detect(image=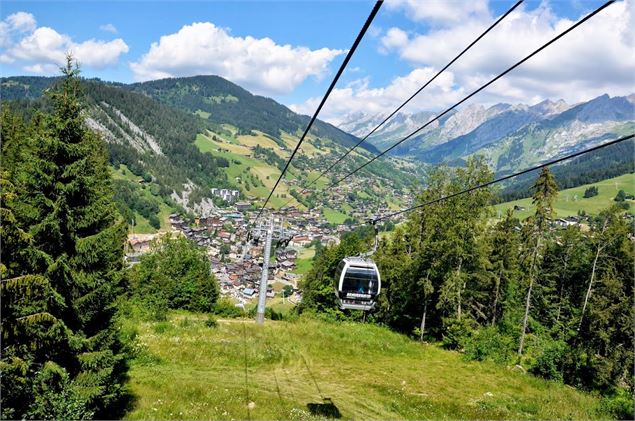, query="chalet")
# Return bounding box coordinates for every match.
[553,218,578,228]
[290,235,311,247]
[236,202,252,211]
[279,260,295,270]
